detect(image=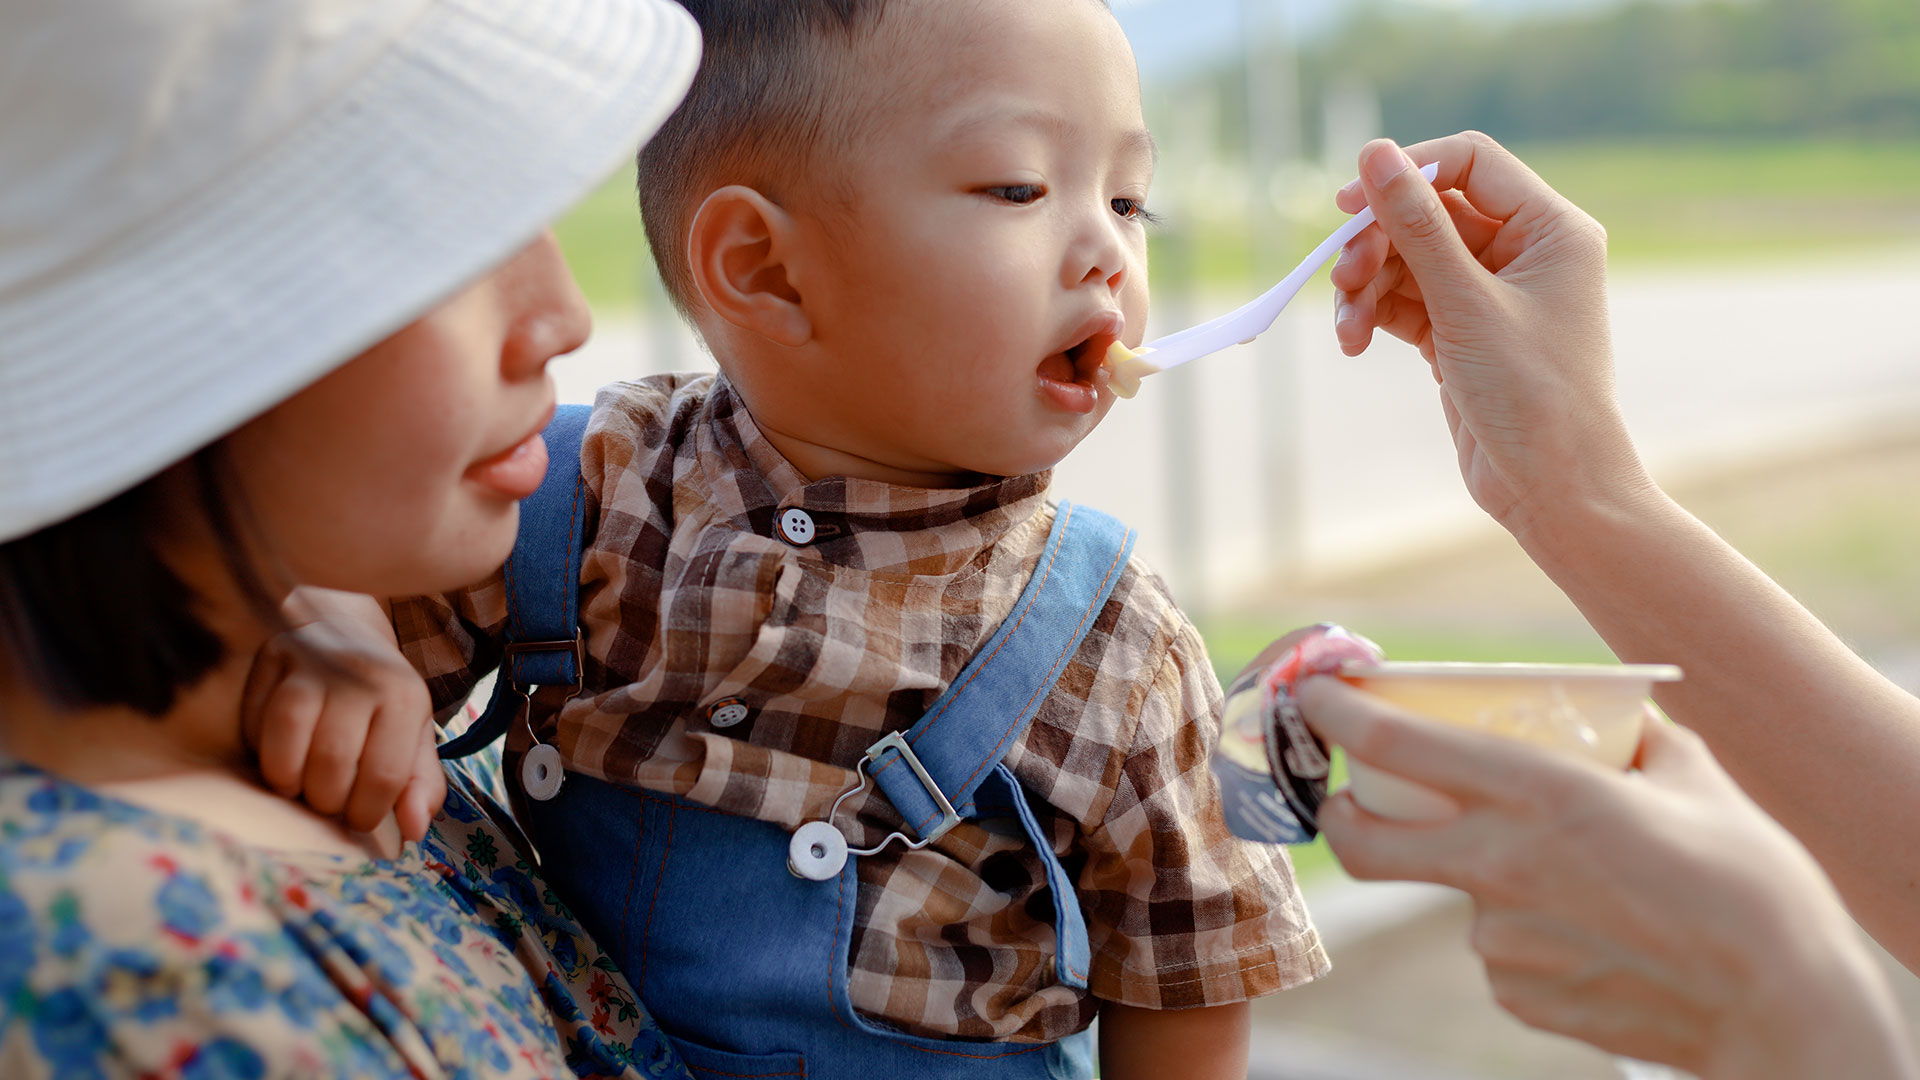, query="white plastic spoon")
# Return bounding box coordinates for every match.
[1105,161,1442,397]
